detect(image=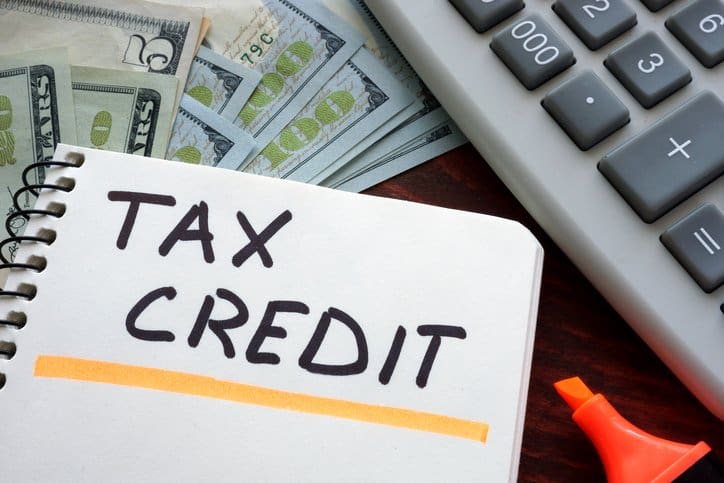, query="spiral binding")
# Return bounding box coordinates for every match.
[0,152,84,390]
